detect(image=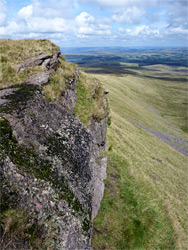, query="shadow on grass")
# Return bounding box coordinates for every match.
[83,67,187,82]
